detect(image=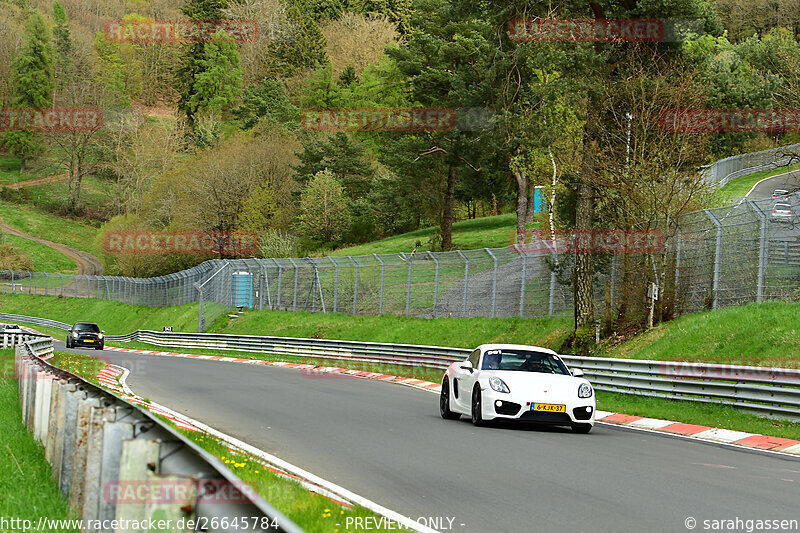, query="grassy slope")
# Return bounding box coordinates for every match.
[3,234,77,272]
[0,155,62,186]
[331,212,538,256]
[600,301,800,367]
[0,202,99,254]
[0,351,77,531]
